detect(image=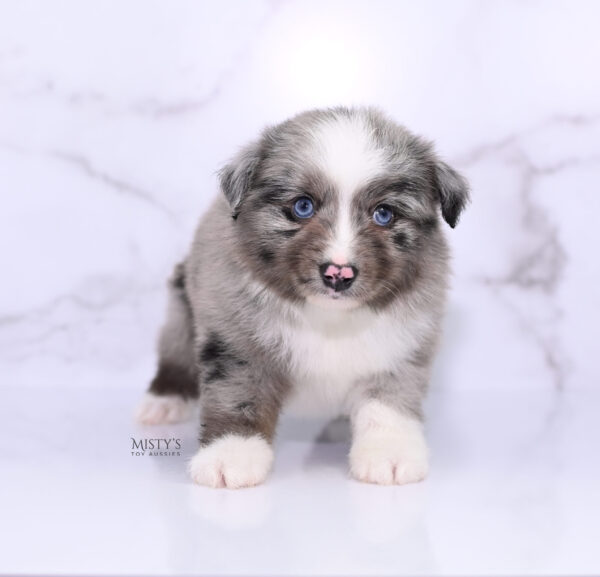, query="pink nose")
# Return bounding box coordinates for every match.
[319,263,358,292]
[325,264,355,279]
